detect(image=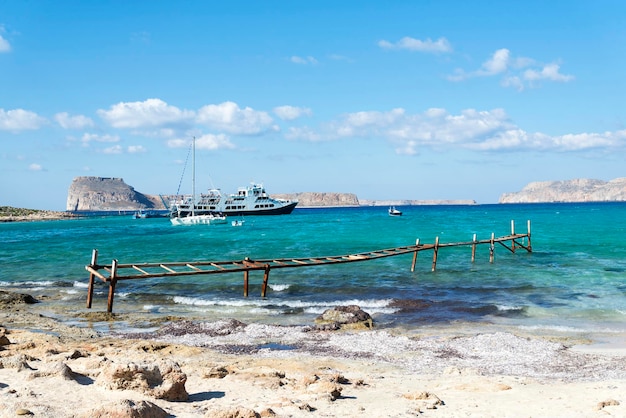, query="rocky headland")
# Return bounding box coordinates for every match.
[66,177,168,211]
[499,178,626,203]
